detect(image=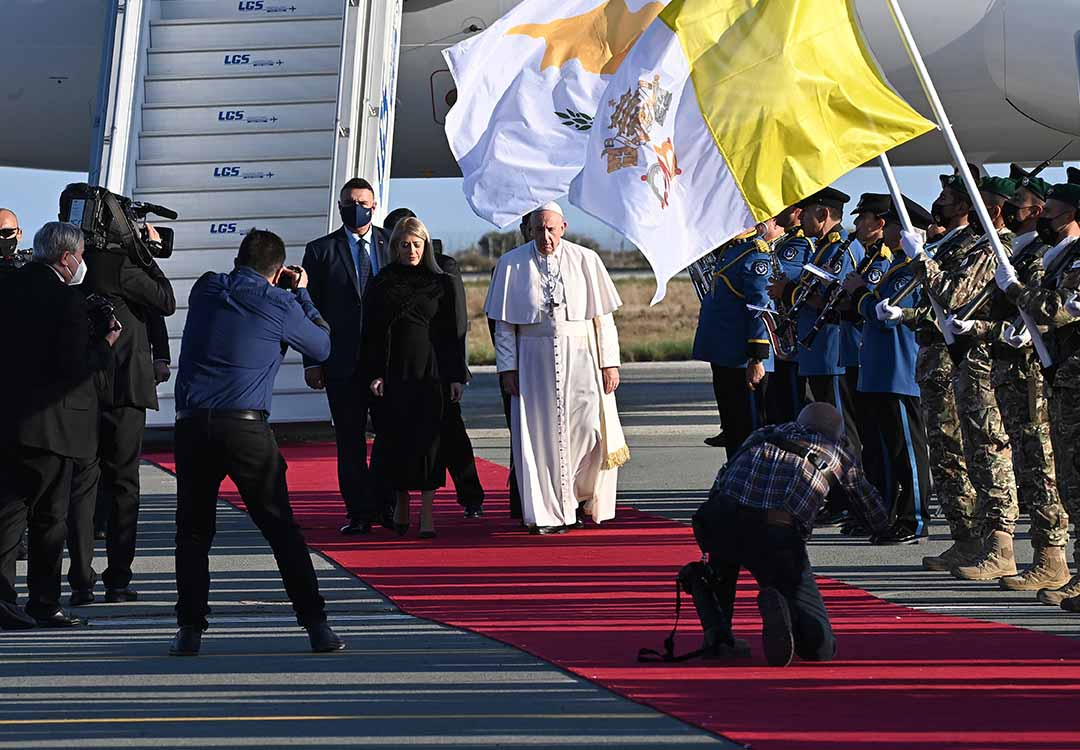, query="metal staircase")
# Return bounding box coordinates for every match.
[89,0,403,427]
